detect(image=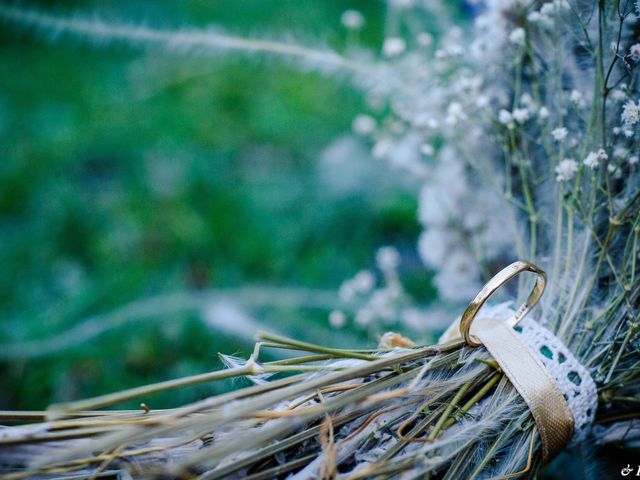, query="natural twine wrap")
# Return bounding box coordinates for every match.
[440,261,597,463]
